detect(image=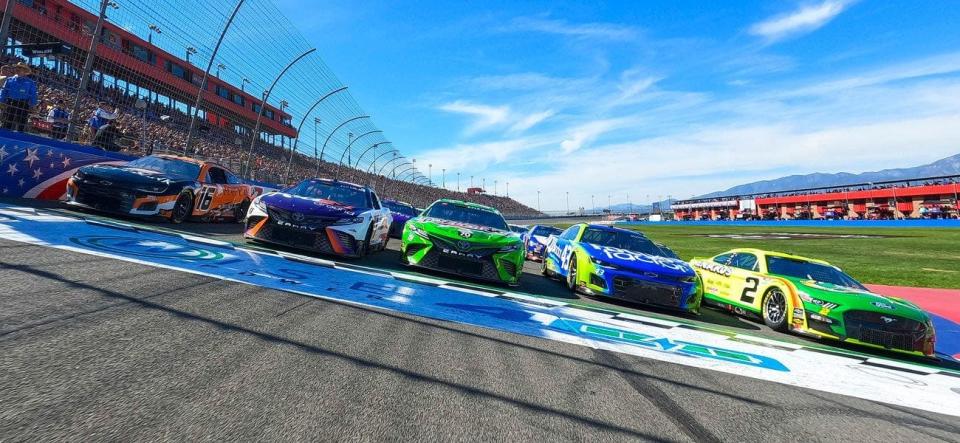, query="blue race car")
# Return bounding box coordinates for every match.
[244,178,393,257]
[382,199,420,238]
[522,225,563,261]
[541,223,702,313]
